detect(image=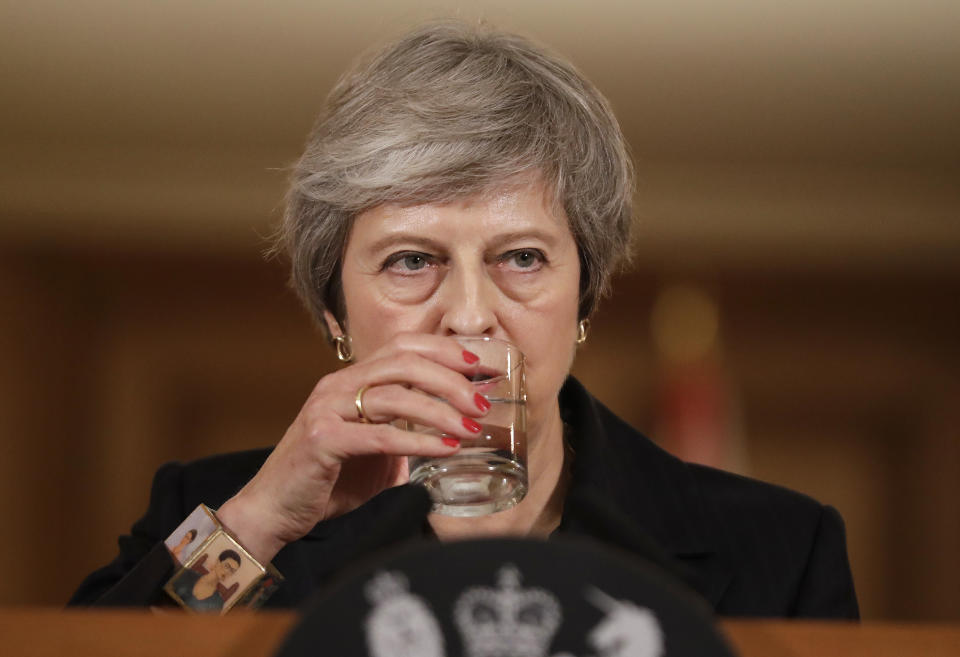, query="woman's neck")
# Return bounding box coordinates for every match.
[428,402,569,540]
[192,570,220,600]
